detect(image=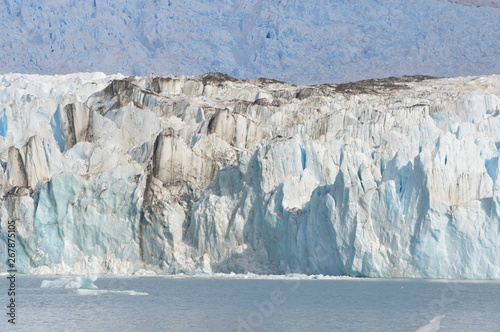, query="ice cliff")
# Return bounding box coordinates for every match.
[0,72,499,279]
